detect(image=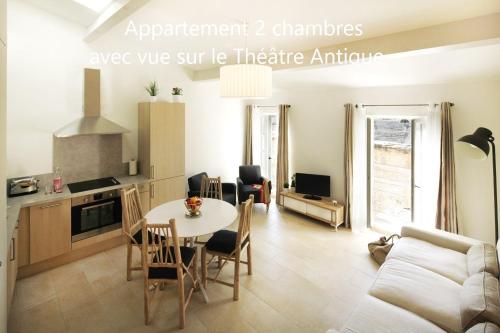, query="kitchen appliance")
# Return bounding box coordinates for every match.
[8,177,39,197]
[67,177,120,193]
[68,177,122,242]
